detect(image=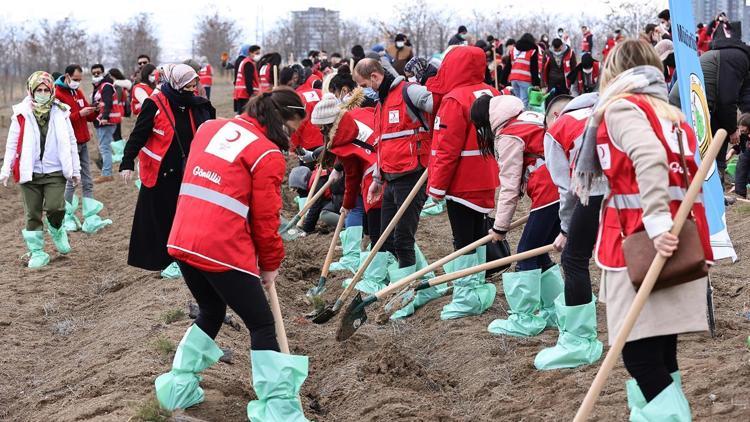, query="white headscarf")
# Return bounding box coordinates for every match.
[160,63,198,90]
